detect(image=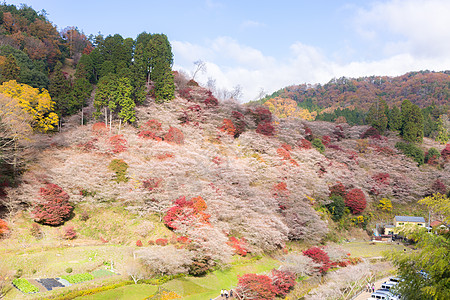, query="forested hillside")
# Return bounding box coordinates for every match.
[264,71,450,111]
